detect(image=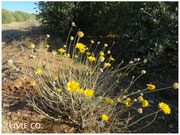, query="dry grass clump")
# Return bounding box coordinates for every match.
[25,22,178,132]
